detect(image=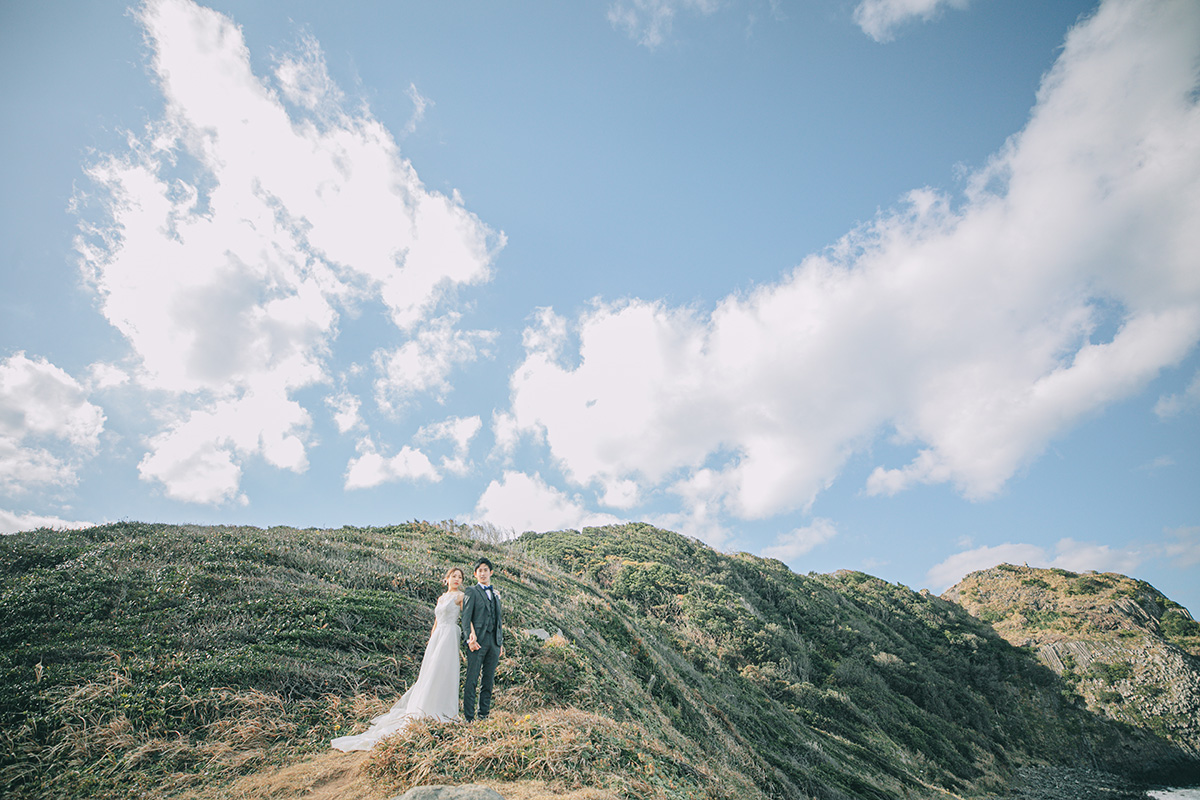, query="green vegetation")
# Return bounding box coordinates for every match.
[1161,609,1200,640]
[1089,662,1133,685]
[1067,576,1108,596]
[2,521,1197,800]
[1022,609,1062,629]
